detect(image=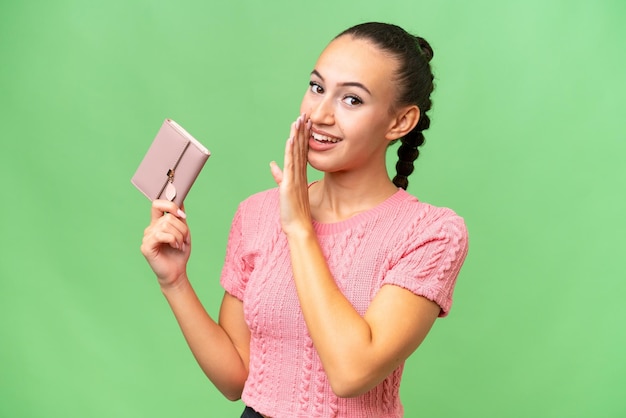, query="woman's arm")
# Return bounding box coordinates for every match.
[141,200,250,400]
[286,228,440,397]
[271,116,441,397]
[161,283,250,401]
